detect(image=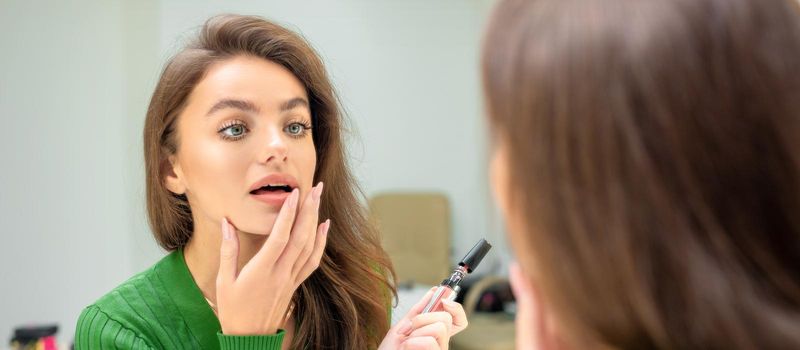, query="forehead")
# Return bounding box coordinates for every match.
[189,55,308,109]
